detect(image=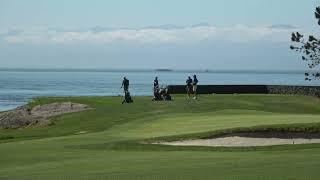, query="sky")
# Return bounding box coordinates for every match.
[0,0,319,70]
